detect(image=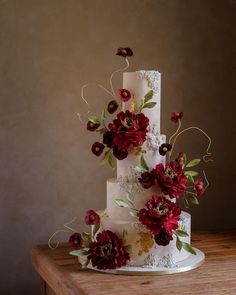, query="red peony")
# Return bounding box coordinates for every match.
[108,111,149,158]
[139,196,181,237]
[113,145,128,160]
[88,230,130,269]
[91,142,105,156]
[85,210,100,225]
[194,179,205,196]
[103,130,115,148]
[155,161,188,199]
[154,229,173,246]
[159,143,172,156]
[119,89,132,102]
[87,121,100,131]
[69,232,83,249]
[107,100,119,114]
[138,170,156,189]
[171,112,183,123]
[116,47,133,57]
